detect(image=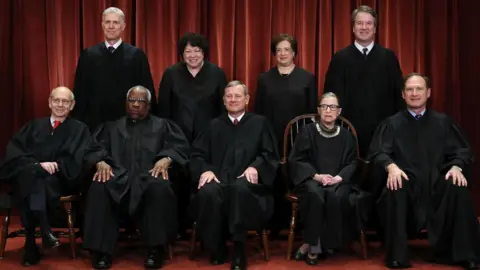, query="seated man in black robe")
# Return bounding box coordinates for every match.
[369,73,480,269]
[82,86,190,269]
[0,86,92,266]
[288,92,370,265]
[189,80,279,270]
